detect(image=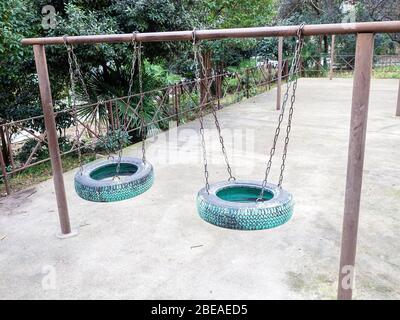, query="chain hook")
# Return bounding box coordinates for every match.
[297,23,305,39]
[192,27,197,45]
